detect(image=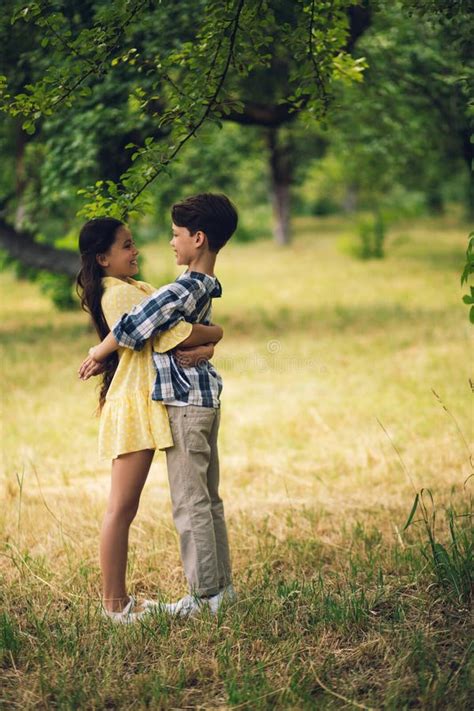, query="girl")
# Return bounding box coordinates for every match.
[77,217,222,623]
